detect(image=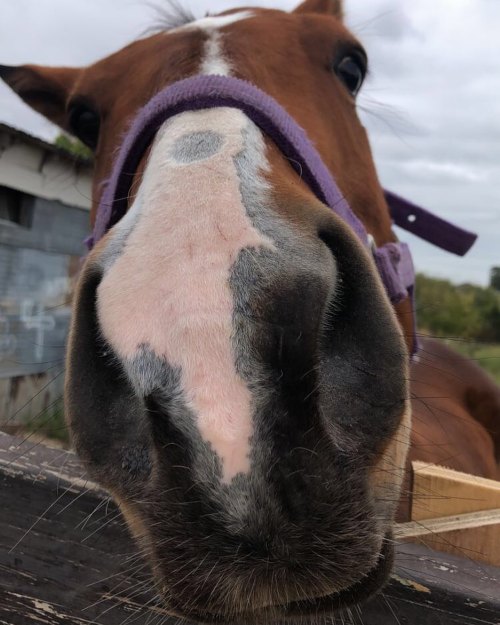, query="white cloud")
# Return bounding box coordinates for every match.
[399,160,488,183]
[0,0,498,285]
